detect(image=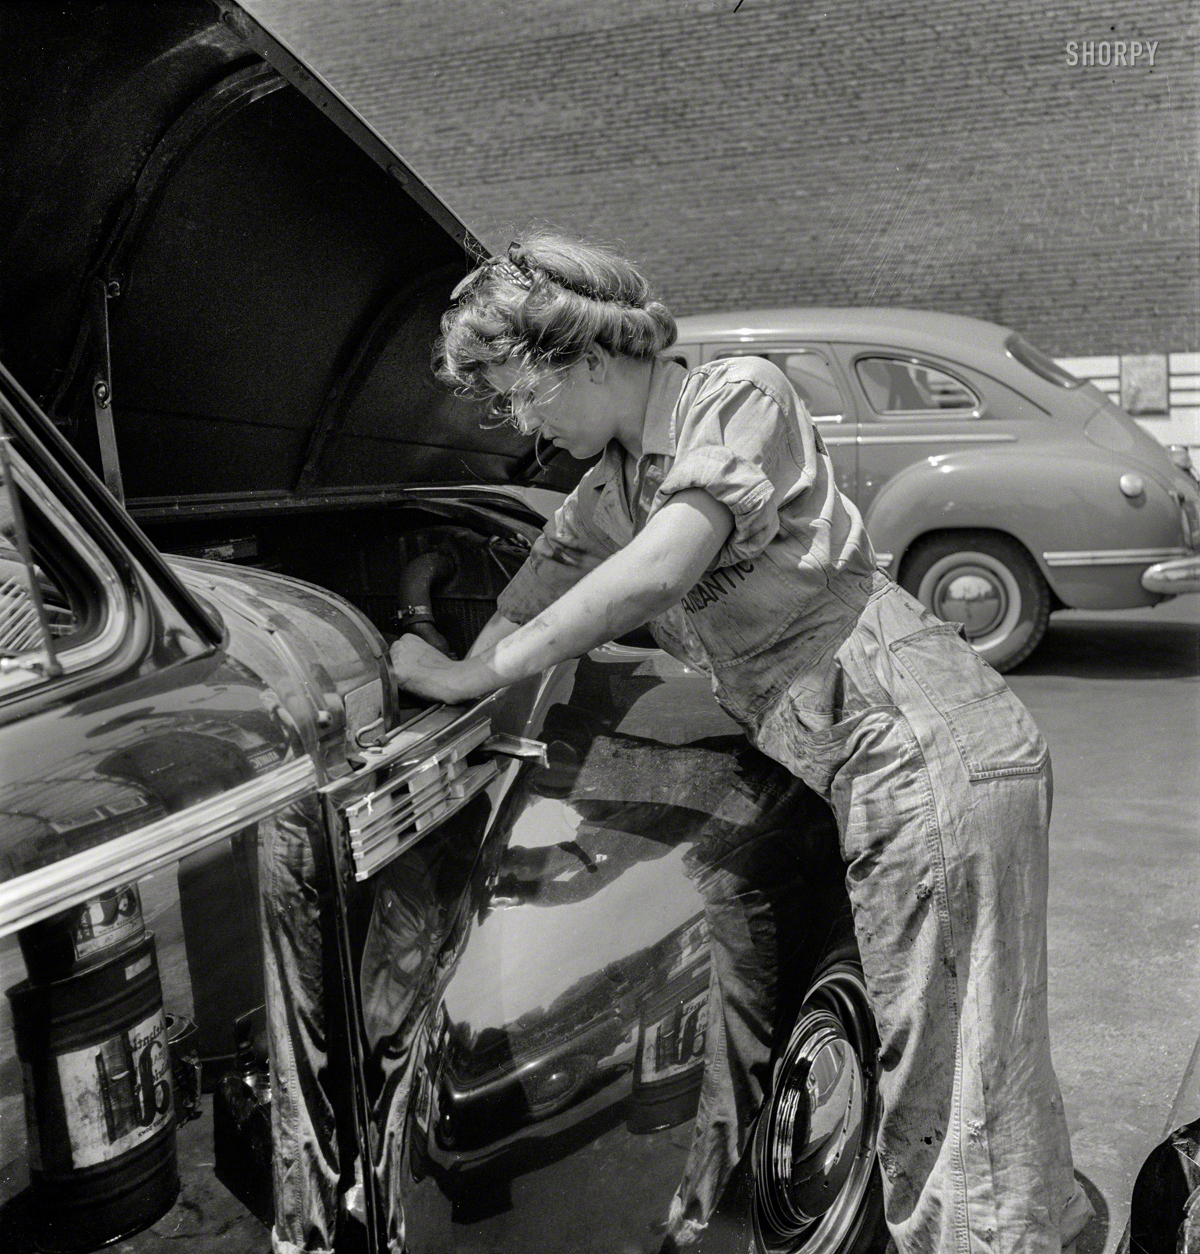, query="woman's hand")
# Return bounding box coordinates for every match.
[389,634,492,704]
